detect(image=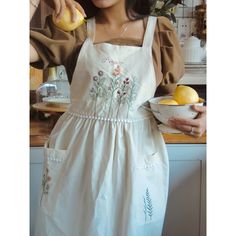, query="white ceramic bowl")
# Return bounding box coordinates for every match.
[149,96,204,126]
